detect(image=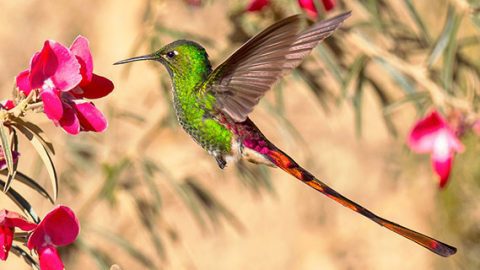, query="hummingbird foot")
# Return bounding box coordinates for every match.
[215,156,227,169]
